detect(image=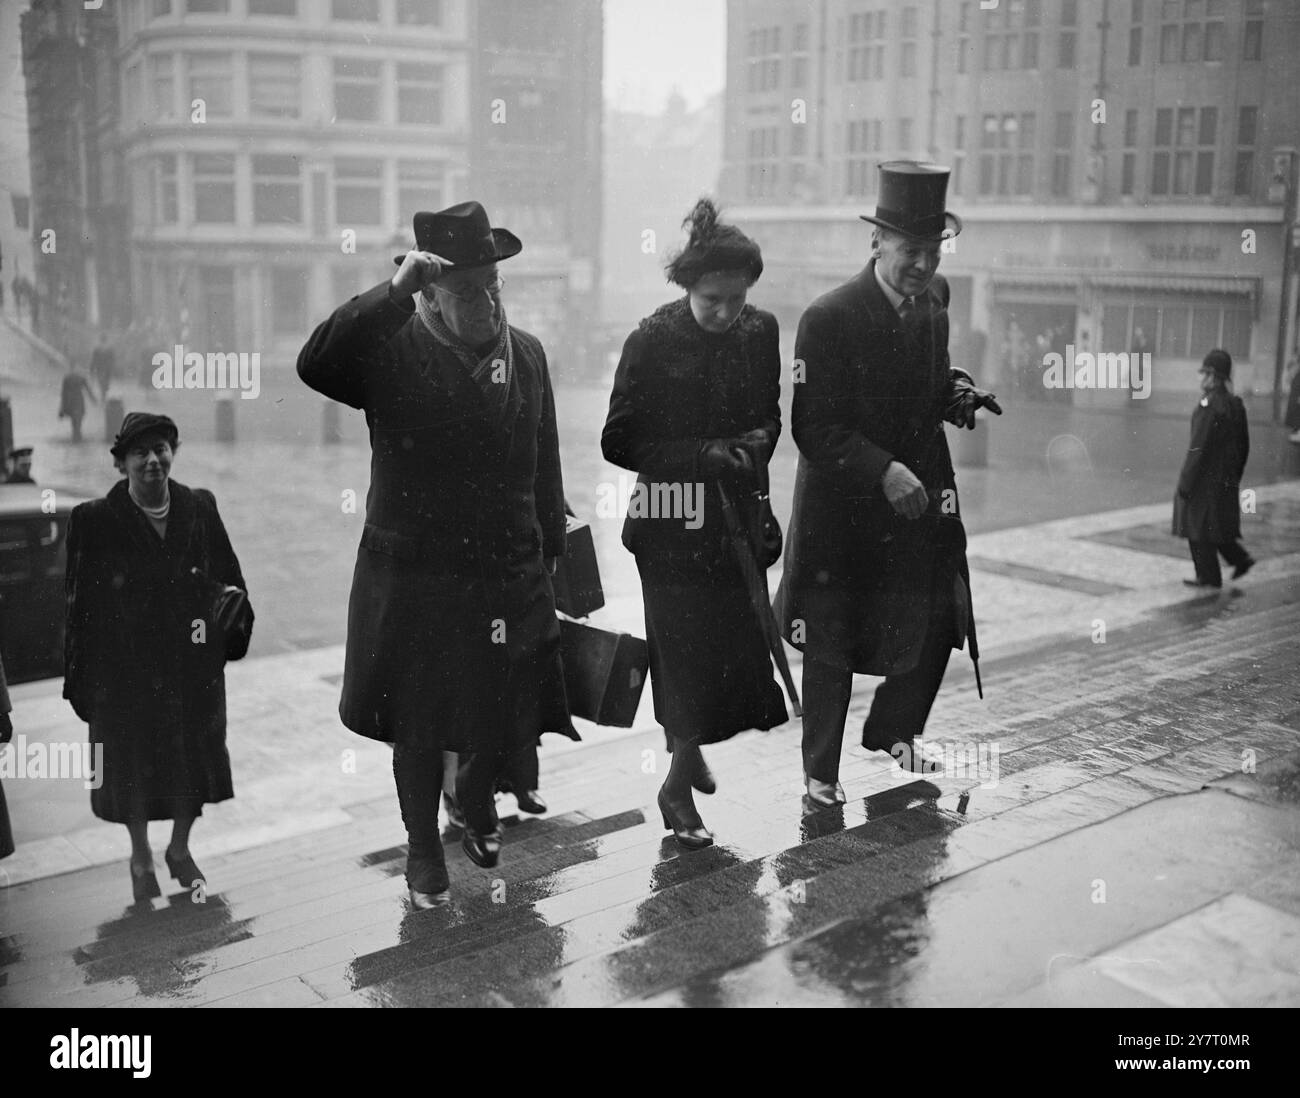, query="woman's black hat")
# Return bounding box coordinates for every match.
[391,201,522,268]
[111,412,179,459]
[860,161,963,242]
